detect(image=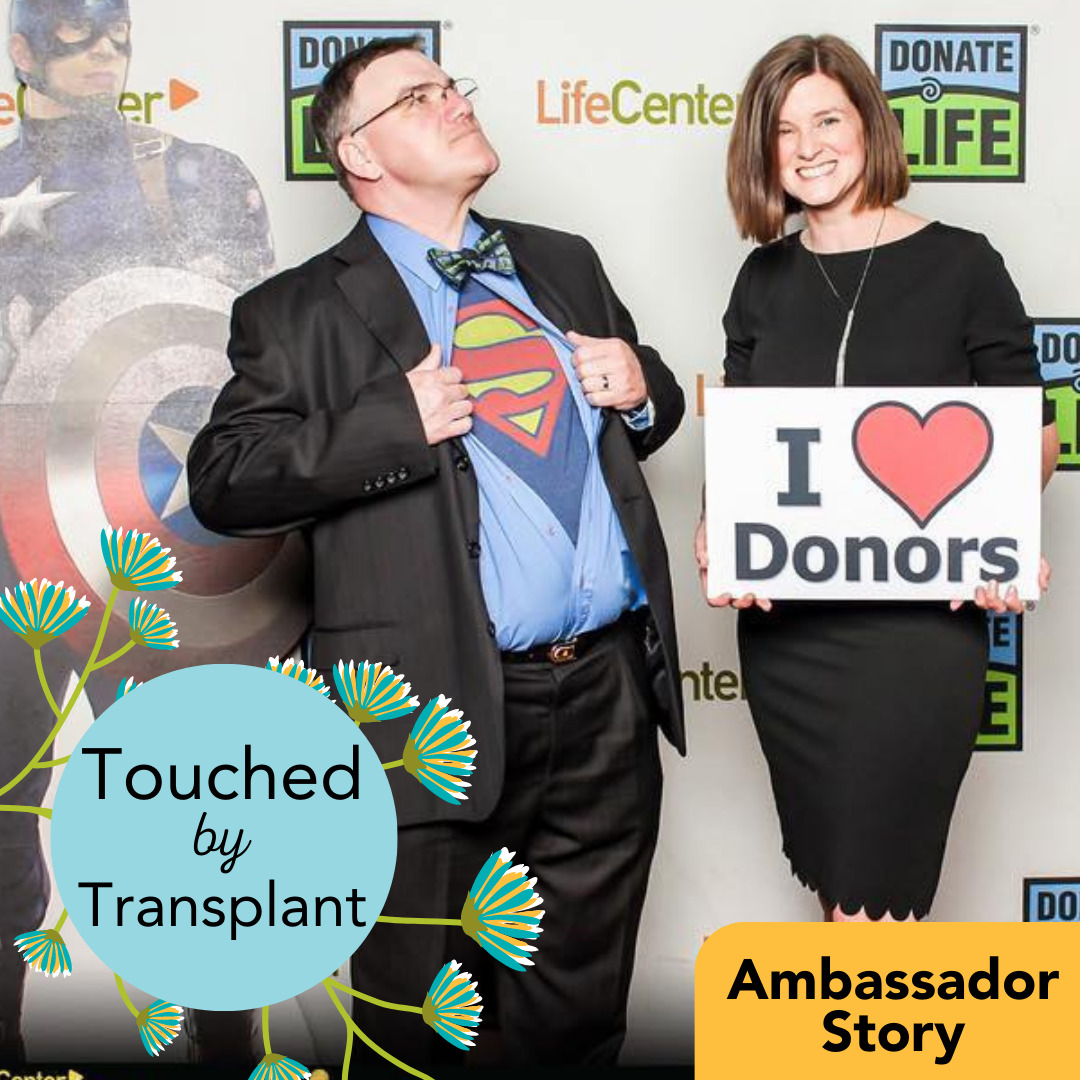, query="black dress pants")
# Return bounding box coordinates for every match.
[349,617,663,1069]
